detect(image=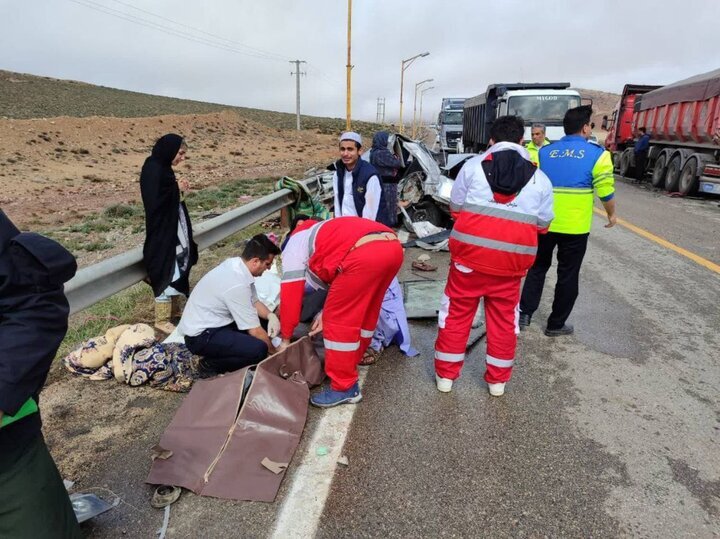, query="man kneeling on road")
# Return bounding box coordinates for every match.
[179,234,281,373]
[277,216,403,408]
[434,115,554,397]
